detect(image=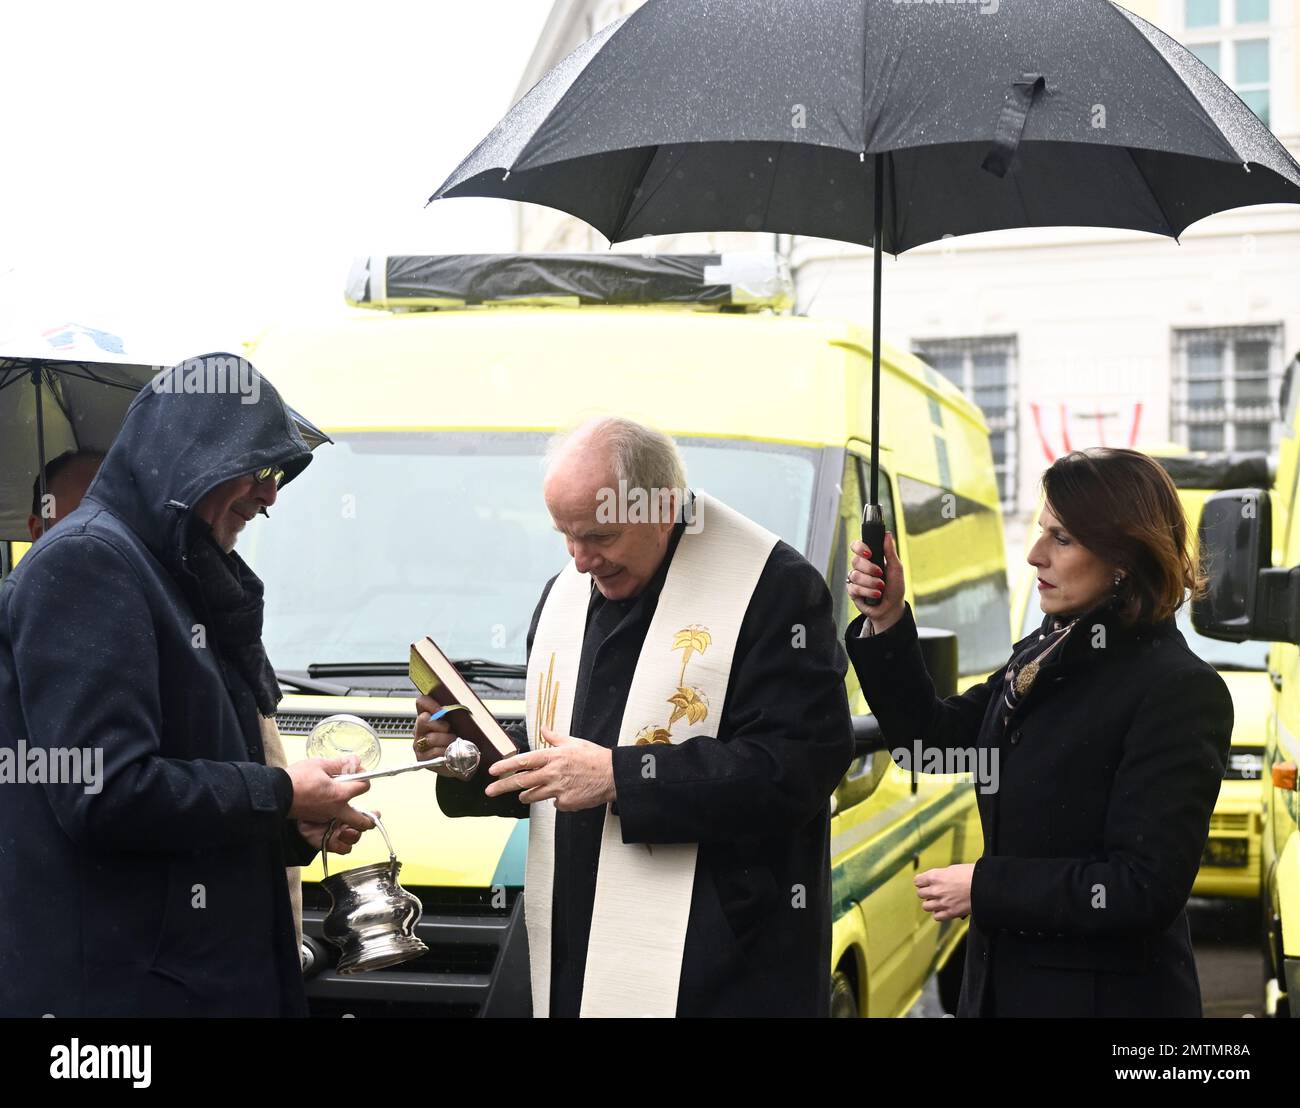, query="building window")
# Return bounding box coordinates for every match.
[912,336,1018,513]
[1182,0,1271,124]
[1172,324,1285,452]
[590,0,634,34]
